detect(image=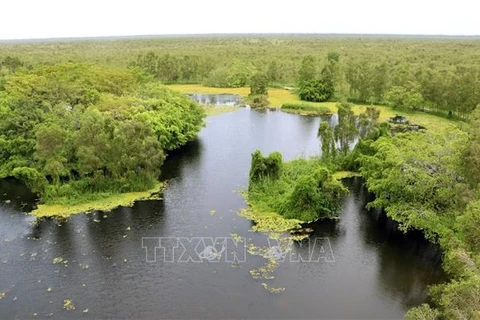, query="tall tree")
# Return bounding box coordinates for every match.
[334,102,358,153]
[318,122,336,159]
